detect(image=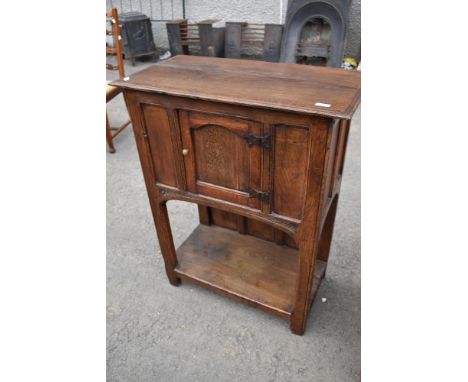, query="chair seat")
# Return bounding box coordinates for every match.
[106,81,121,102]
